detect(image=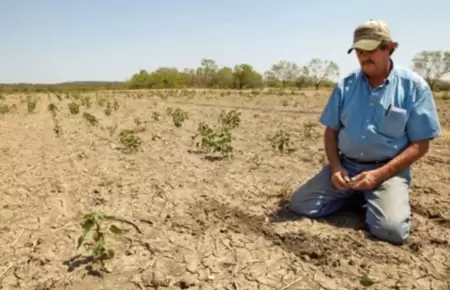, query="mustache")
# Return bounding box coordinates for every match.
[362,60,375,65]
